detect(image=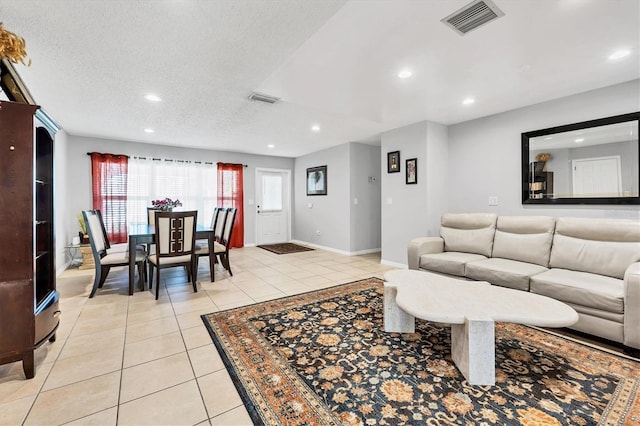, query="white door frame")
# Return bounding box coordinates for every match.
[571,155,622,196]
[255,167,292,245]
